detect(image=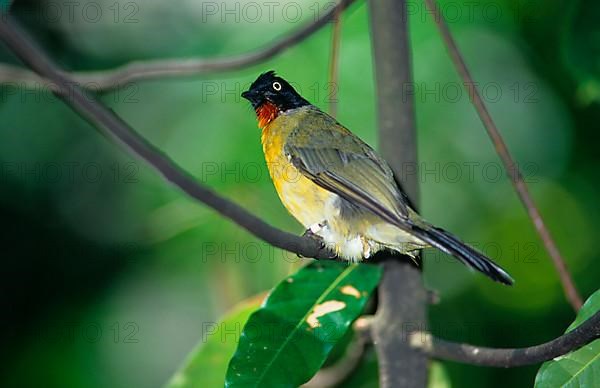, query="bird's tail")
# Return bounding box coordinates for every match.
[408,223,514,285]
